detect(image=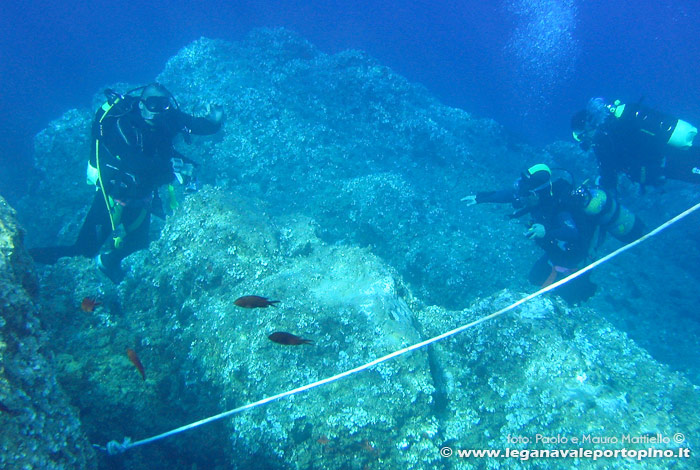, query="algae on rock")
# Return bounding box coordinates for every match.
[0,196,96,469]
